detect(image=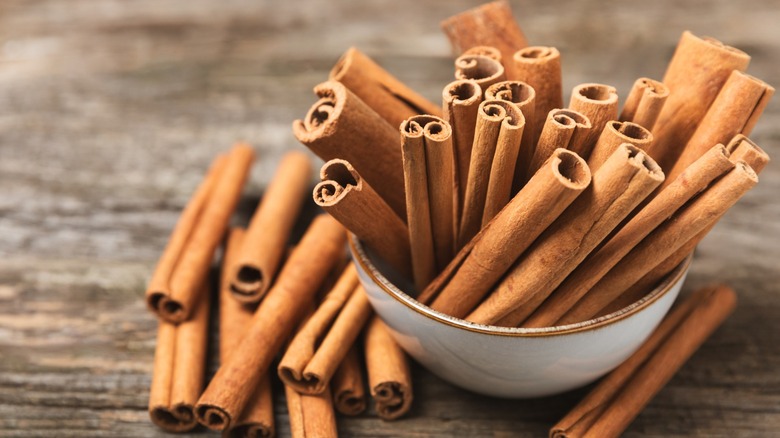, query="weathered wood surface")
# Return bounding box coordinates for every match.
[1,0,778,436]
